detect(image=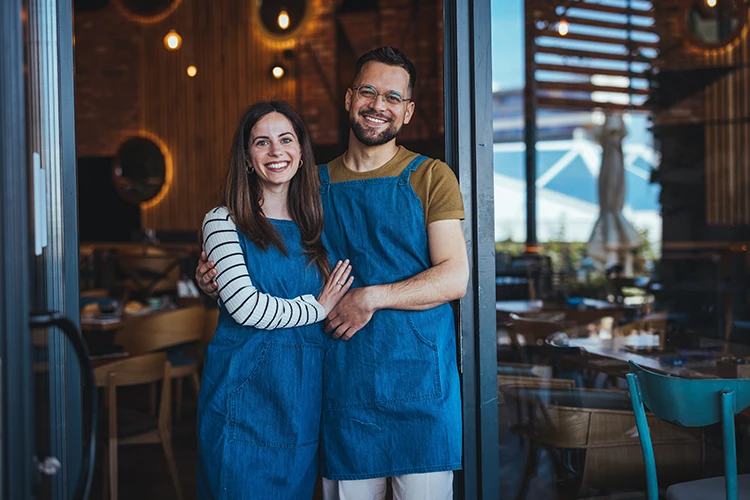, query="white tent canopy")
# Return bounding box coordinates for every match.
[493,132,661,248]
